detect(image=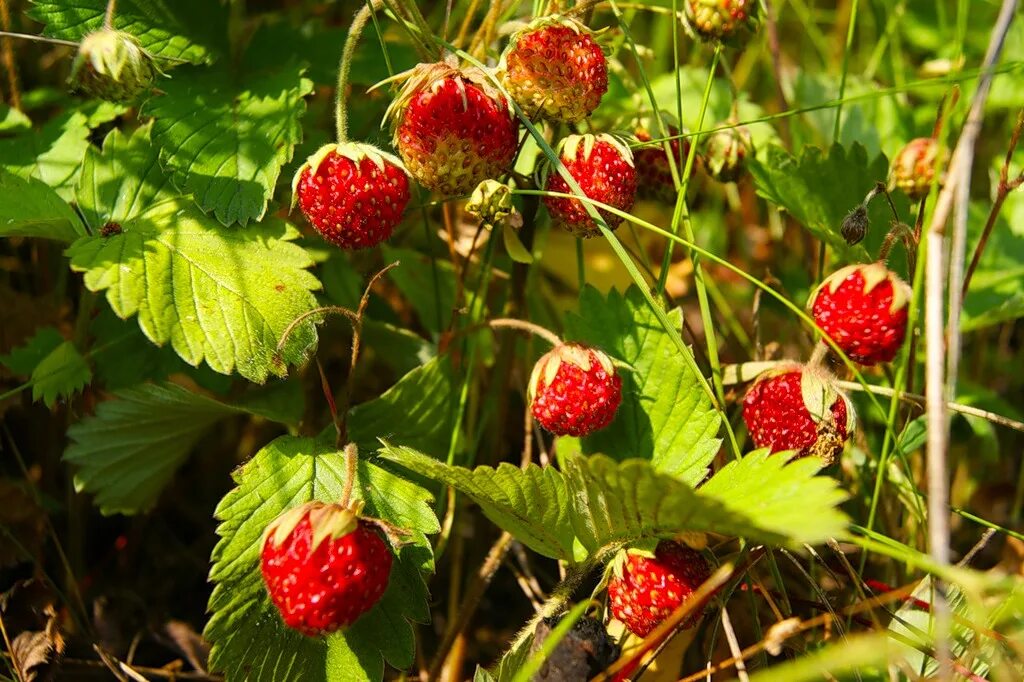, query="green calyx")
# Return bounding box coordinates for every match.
[68,29,156,103]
